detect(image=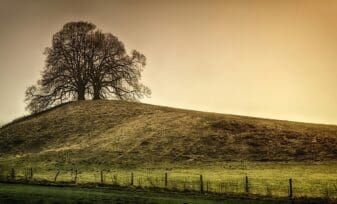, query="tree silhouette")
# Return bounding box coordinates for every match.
[25,21,150,113]
[86,30,150,100]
